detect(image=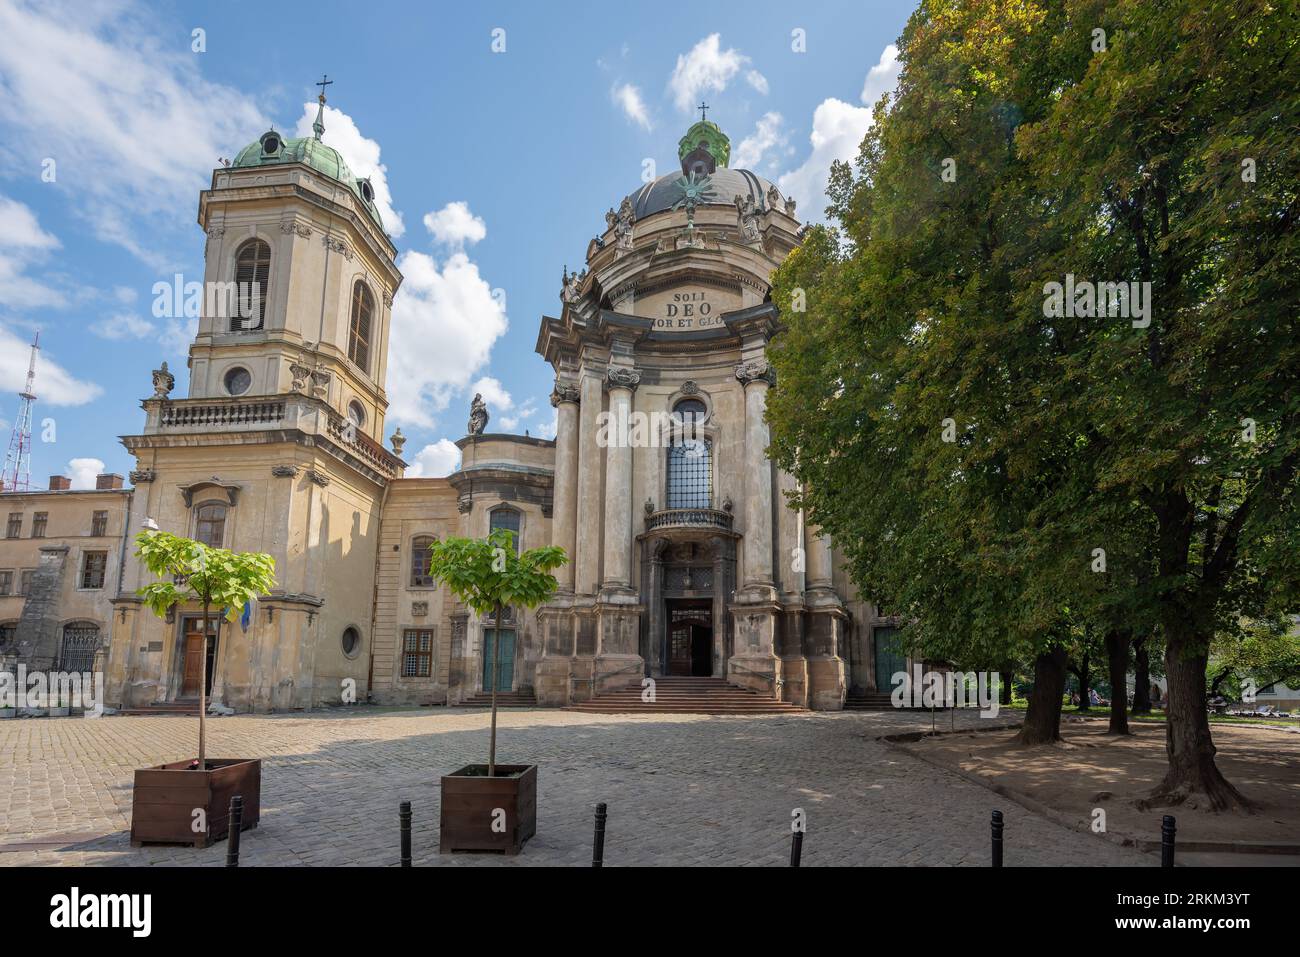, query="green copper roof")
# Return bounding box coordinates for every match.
[230,127,384,231]
[677,119,730,171]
